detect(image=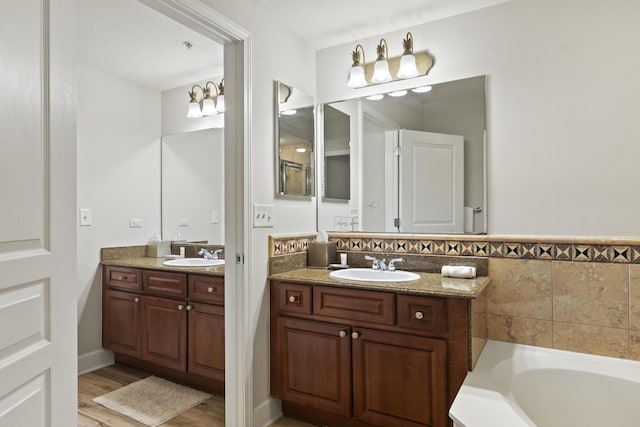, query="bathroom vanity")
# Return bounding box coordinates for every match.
[101,256,225,394]
[269,268,489,427]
